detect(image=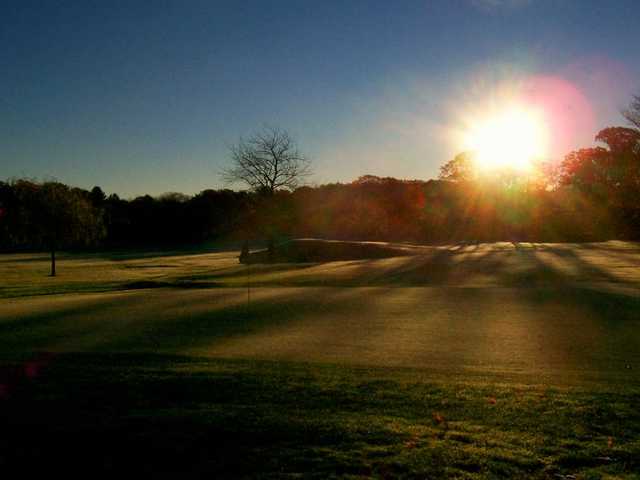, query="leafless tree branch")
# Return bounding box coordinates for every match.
[223,126,312,194]
[622,94,640,130]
